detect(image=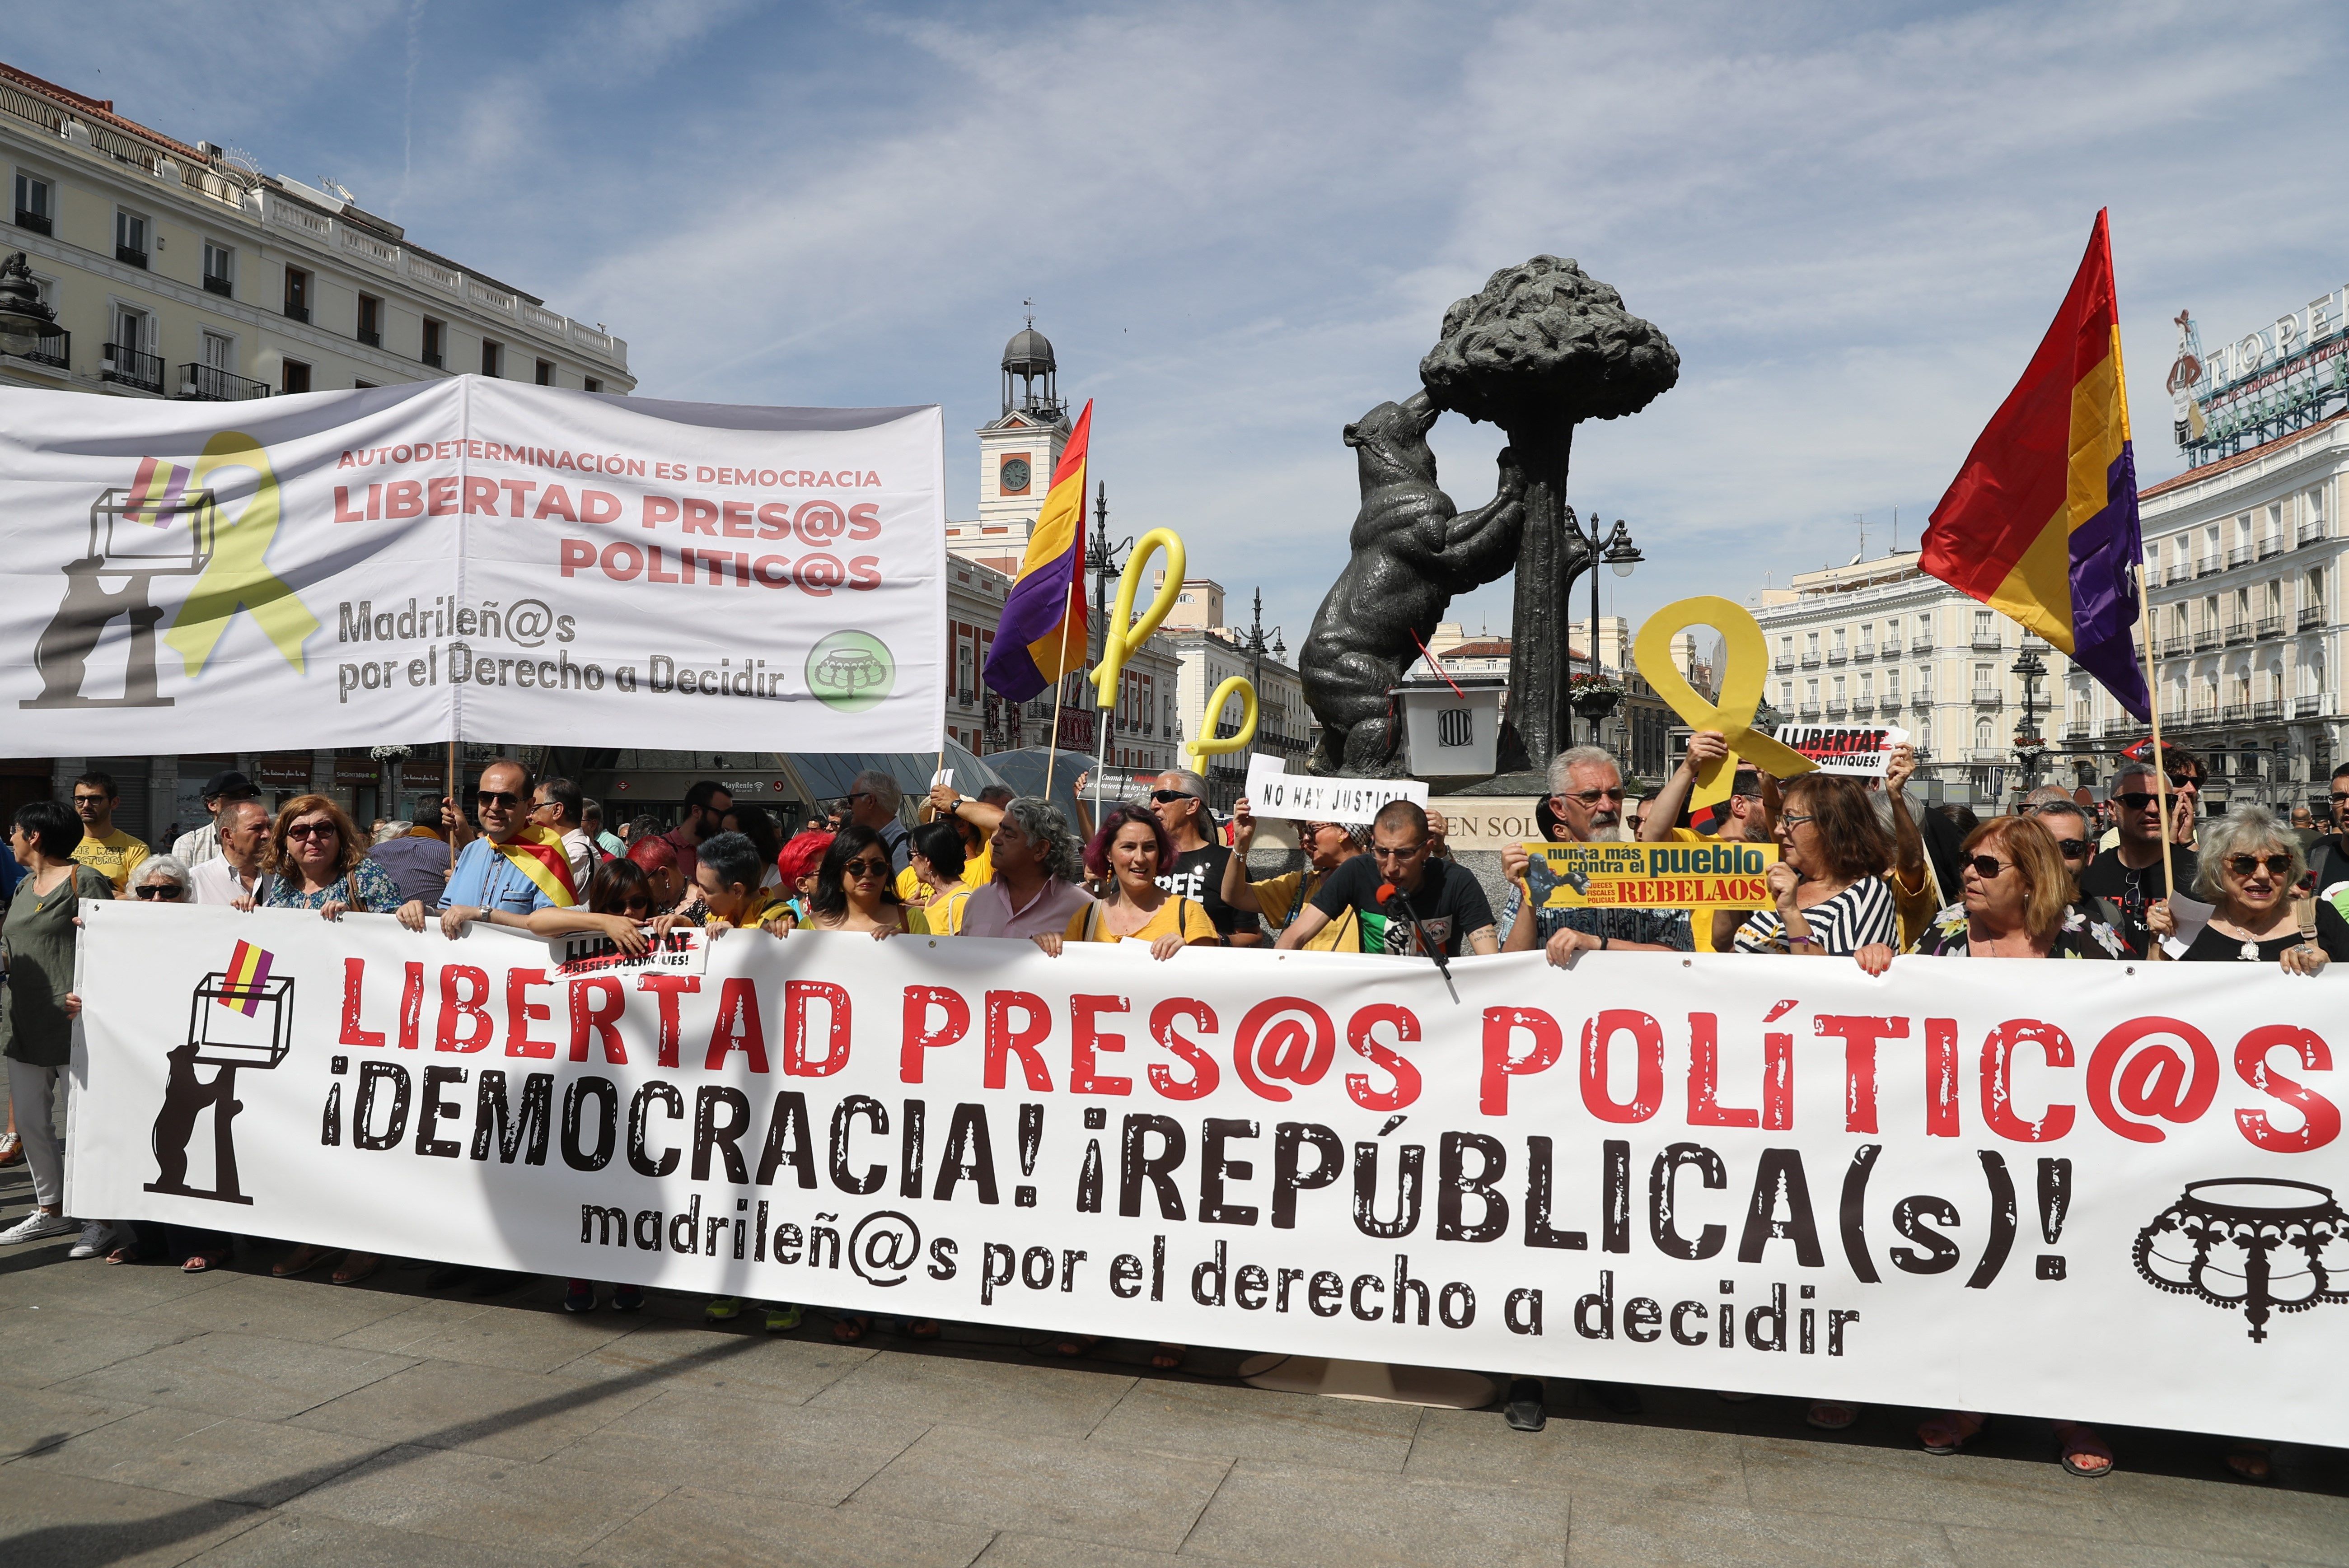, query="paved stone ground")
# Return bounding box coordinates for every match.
[1,1139,2345,1563]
